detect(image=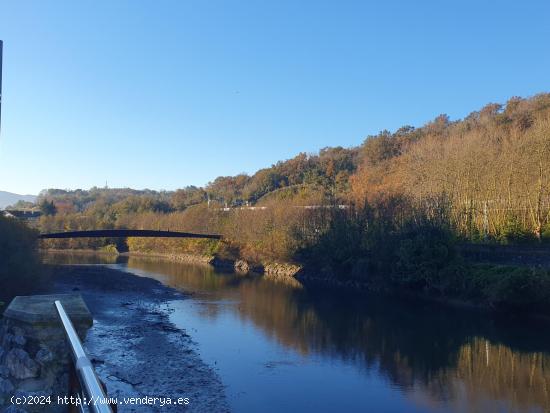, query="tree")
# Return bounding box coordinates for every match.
[360,131,401,165]
[171,186,207,210]
[39,200,57,216]
[6,200,35,210]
